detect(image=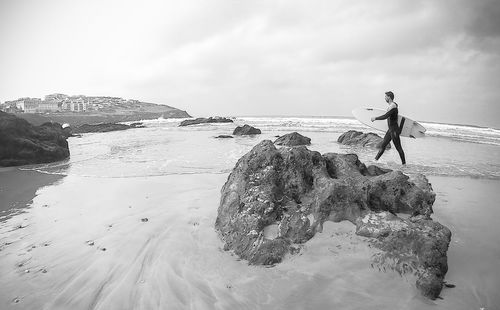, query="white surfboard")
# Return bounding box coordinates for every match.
[352,107,426,138]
